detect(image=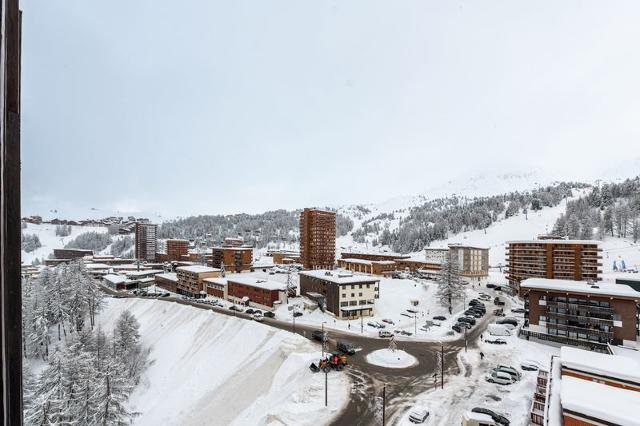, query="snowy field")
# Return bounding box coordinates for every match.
[21,222,109,265]
[97,298,350,426]
[393,331,559,425]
